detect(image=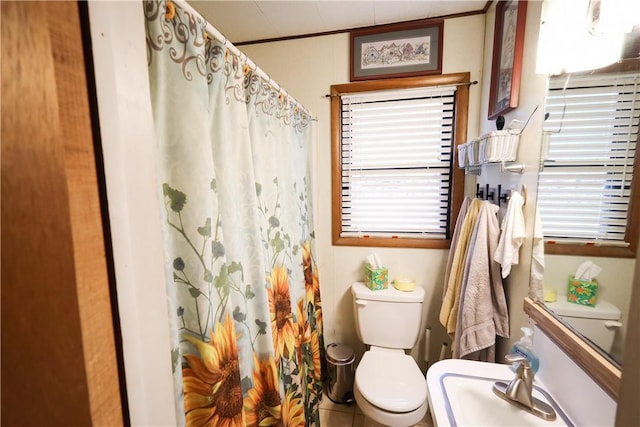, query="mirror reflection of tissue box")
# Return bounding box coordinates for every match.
[567,275,598,307]
[364,264,388,290]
